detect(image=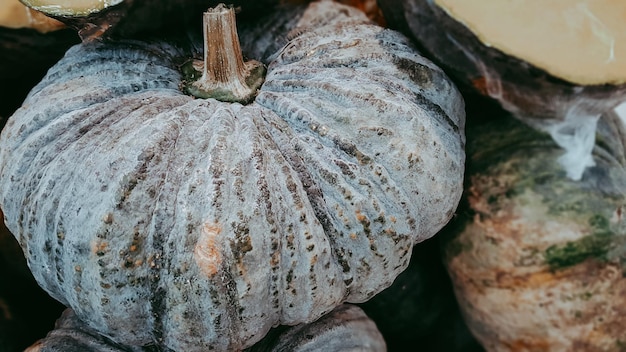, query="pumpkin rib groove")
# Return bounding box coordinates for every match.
[144,117,185,347]
[412,92,460,135]
[256,92,419,301]
[255,108,354,306]
[261,78,395,115]
[248,114,301,326]
[174,105,239,348]
[256,89,428,224]
[245,121,286,324]
[27,42,183,100]
[266,122,349,316]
